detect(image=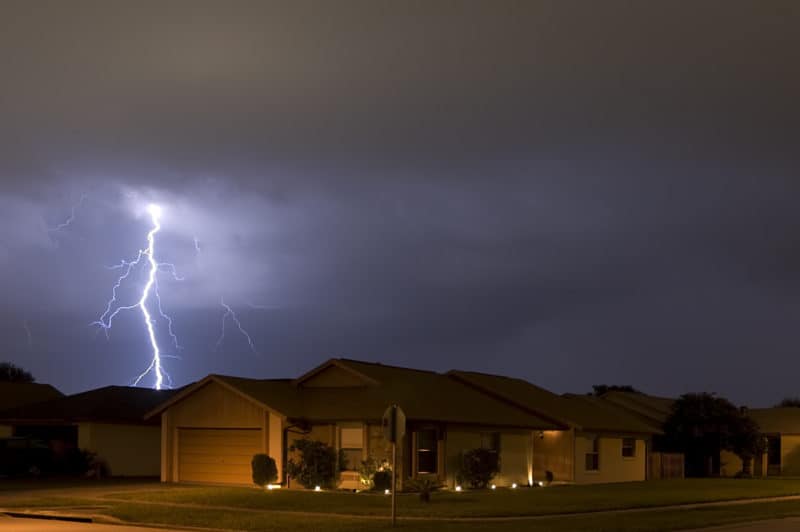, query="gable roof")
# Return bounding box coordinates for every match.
[748,408,800,435]
[0,385,179,425]
[598,390,674,431]
[0,382,64,412]
[449,370,660,434]
[150,359,563,430]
